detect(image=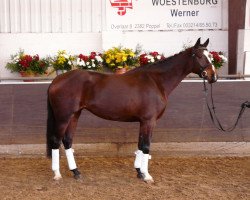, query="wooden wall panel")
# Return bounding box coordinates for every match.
[41,0,52,32]
[0,0,10,33]
[82,0,92,32]
[20,0,31,33]
[61,0,72,33]
[0,0,103,33]
[10,0,21,33]
[72,0,82,32]
[30,0,41,33]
